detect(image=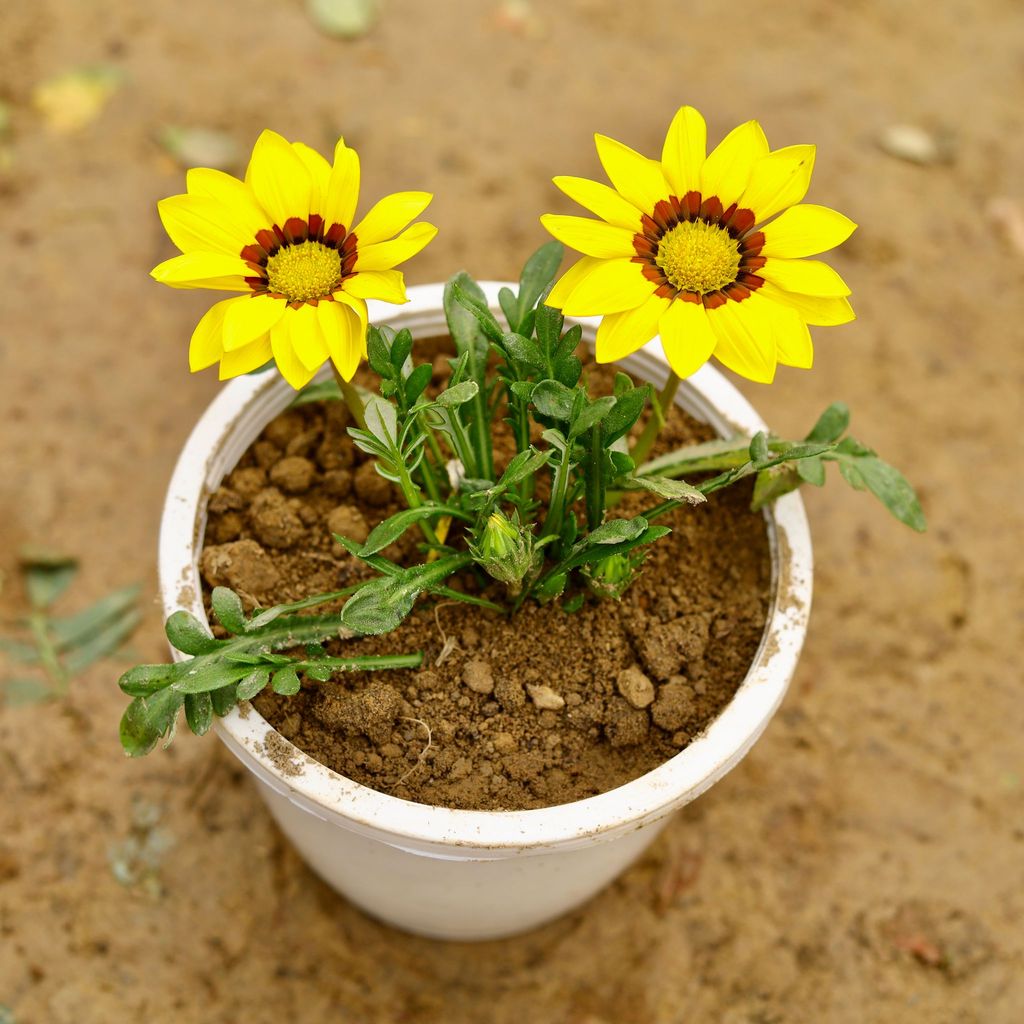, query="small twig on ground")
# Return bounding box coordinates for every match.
[393,716,432,789]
